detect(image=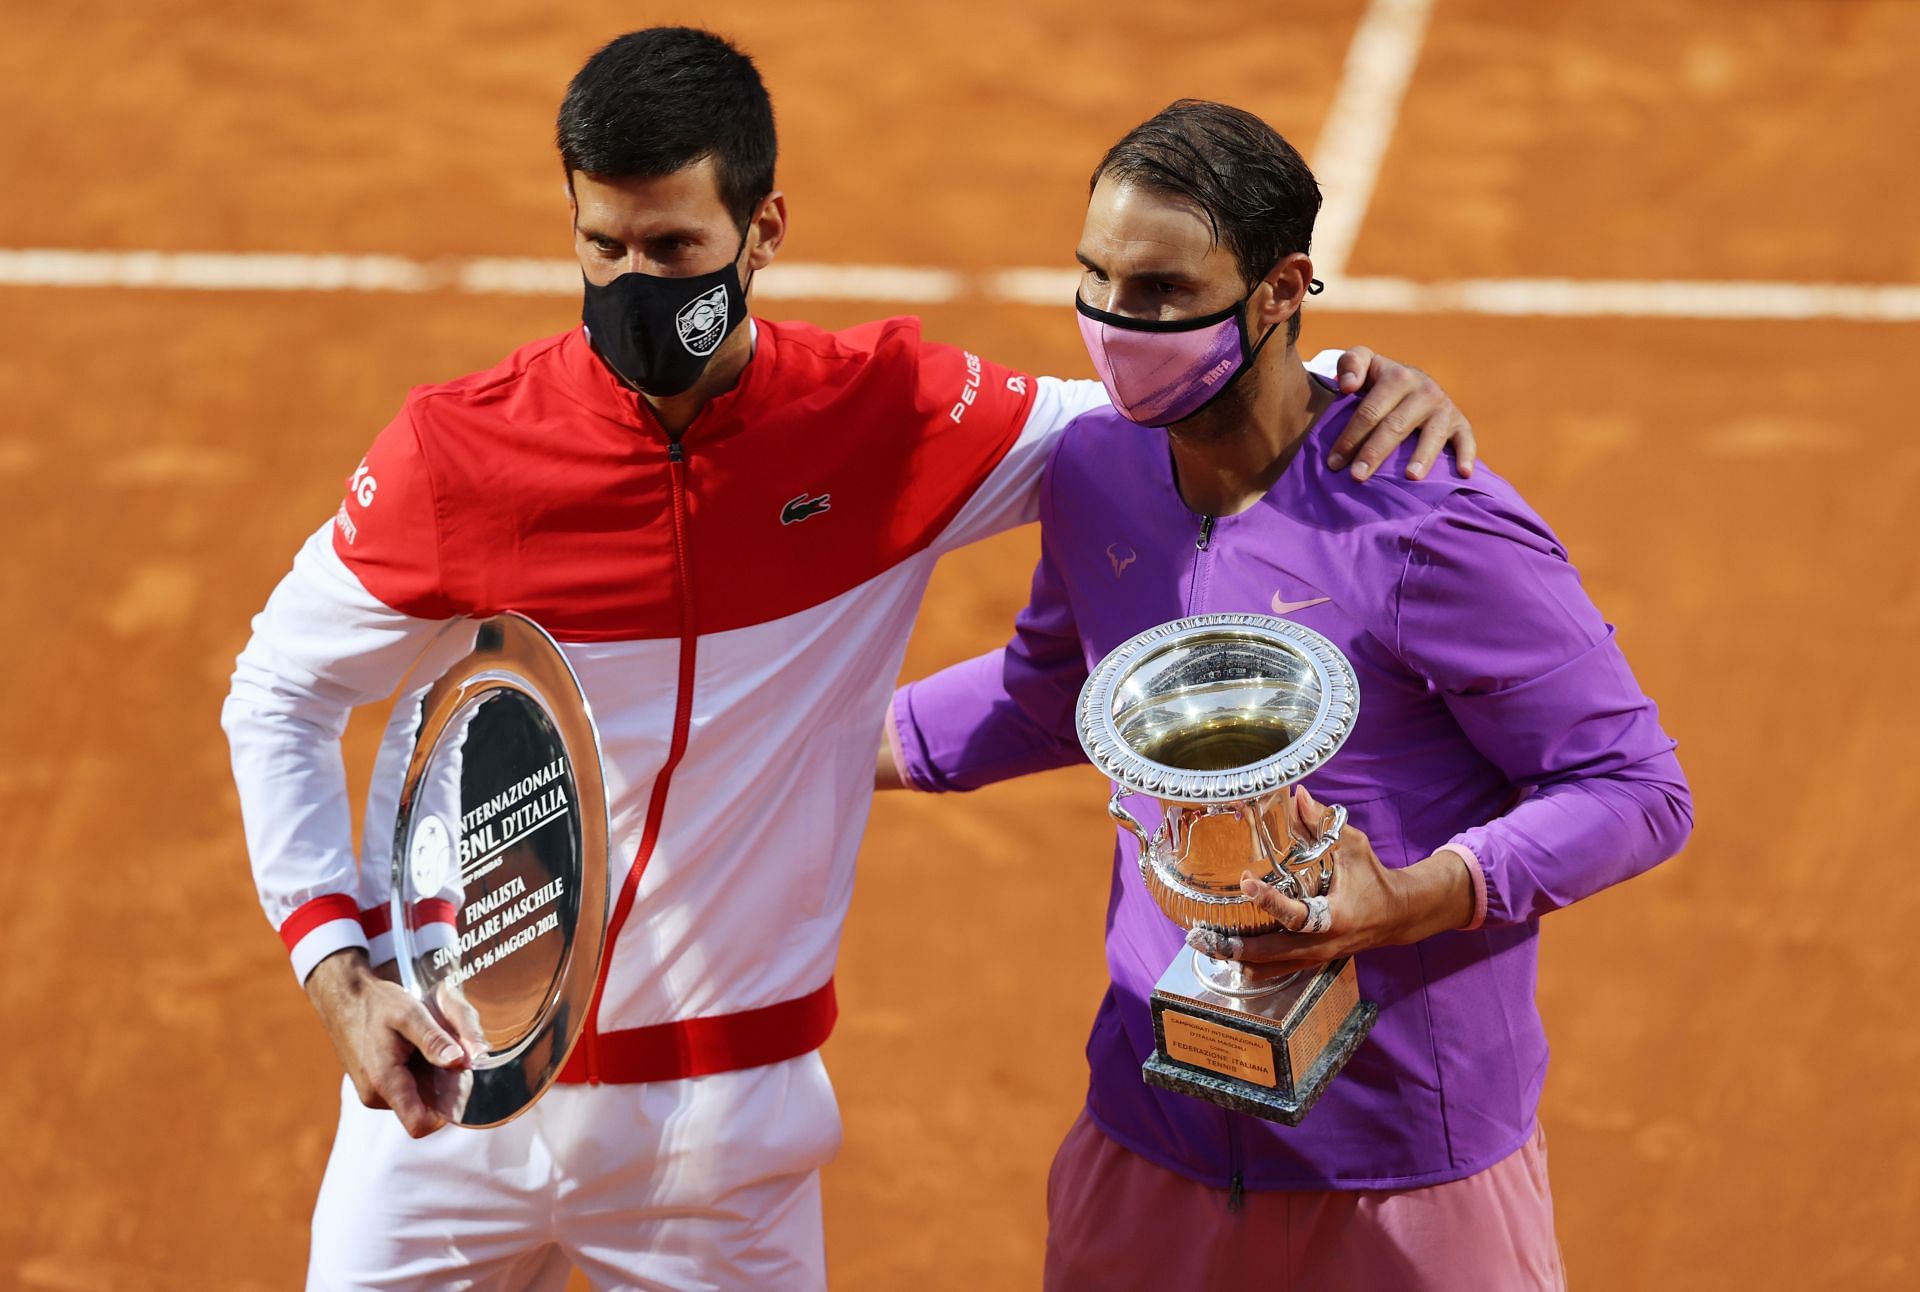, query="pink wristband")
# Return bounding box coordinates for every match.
[1435,842,1488,931]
